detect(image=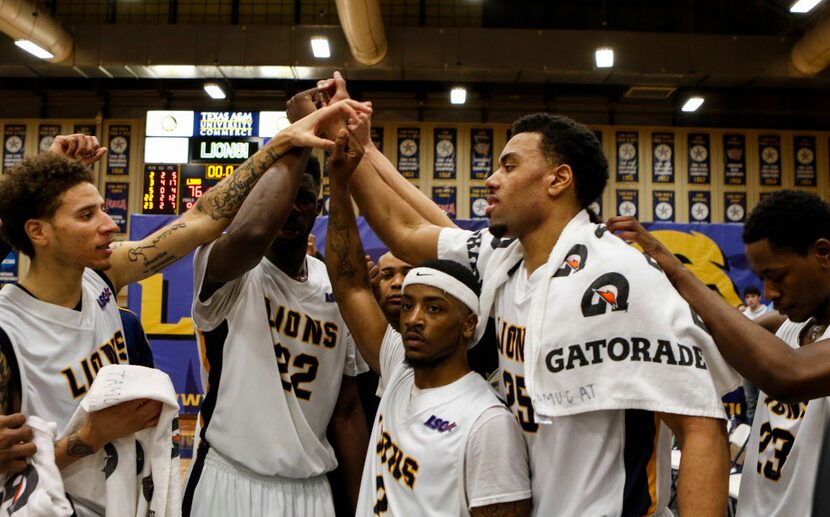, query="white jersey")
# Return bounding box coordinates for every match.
[439,227,674,516]
[737,321,830,517]
[0,269,126,433]
[356,326,530,516]
[190,243,366,478]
